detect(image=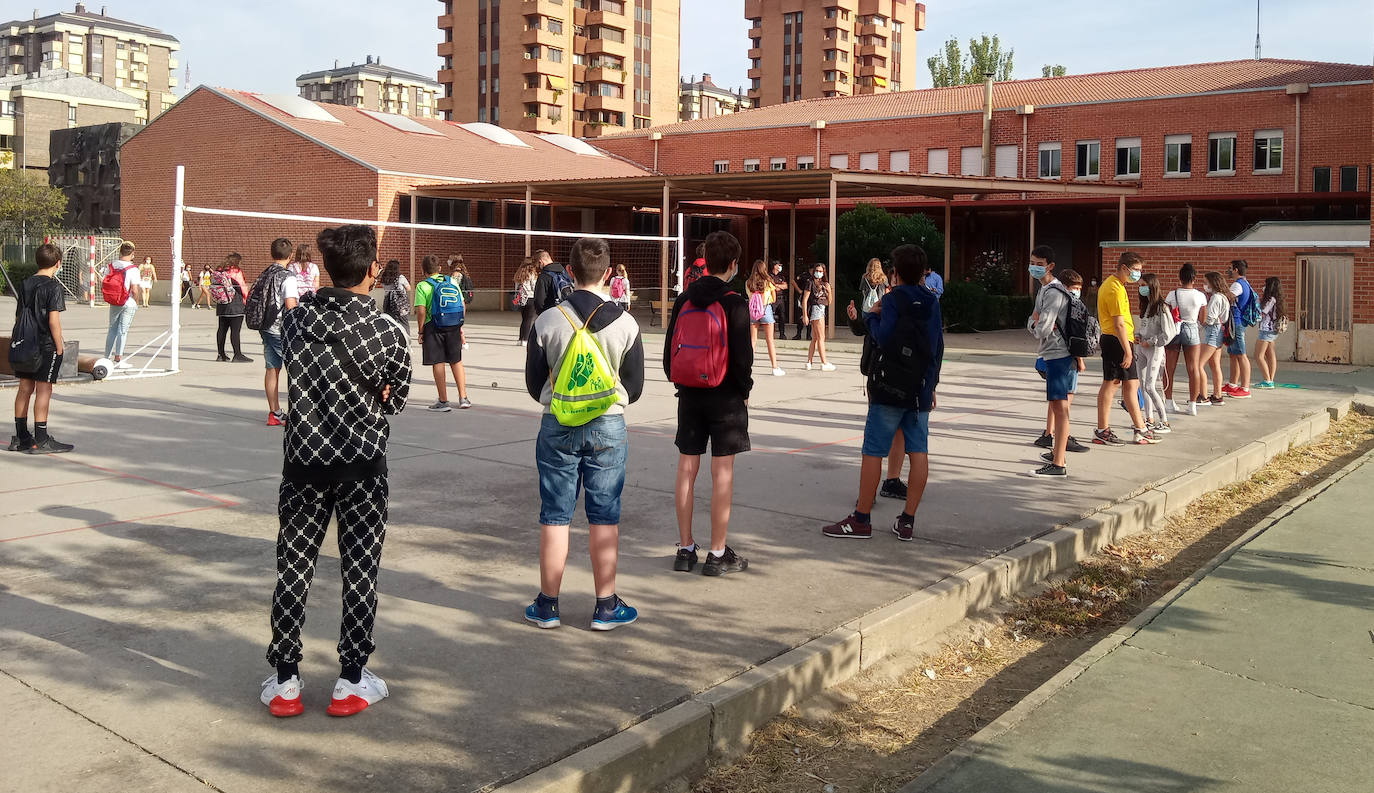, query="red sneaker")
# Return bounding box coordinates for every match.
[1230,387,1252,399]
[822,514,872,539]
[326,669,388,717]
[1221,384,1238,396]
[260,675,304,718]
[266,412,285,427]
